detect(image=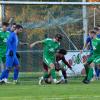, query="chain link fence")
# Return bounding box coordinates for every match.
[1,4,100,73]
